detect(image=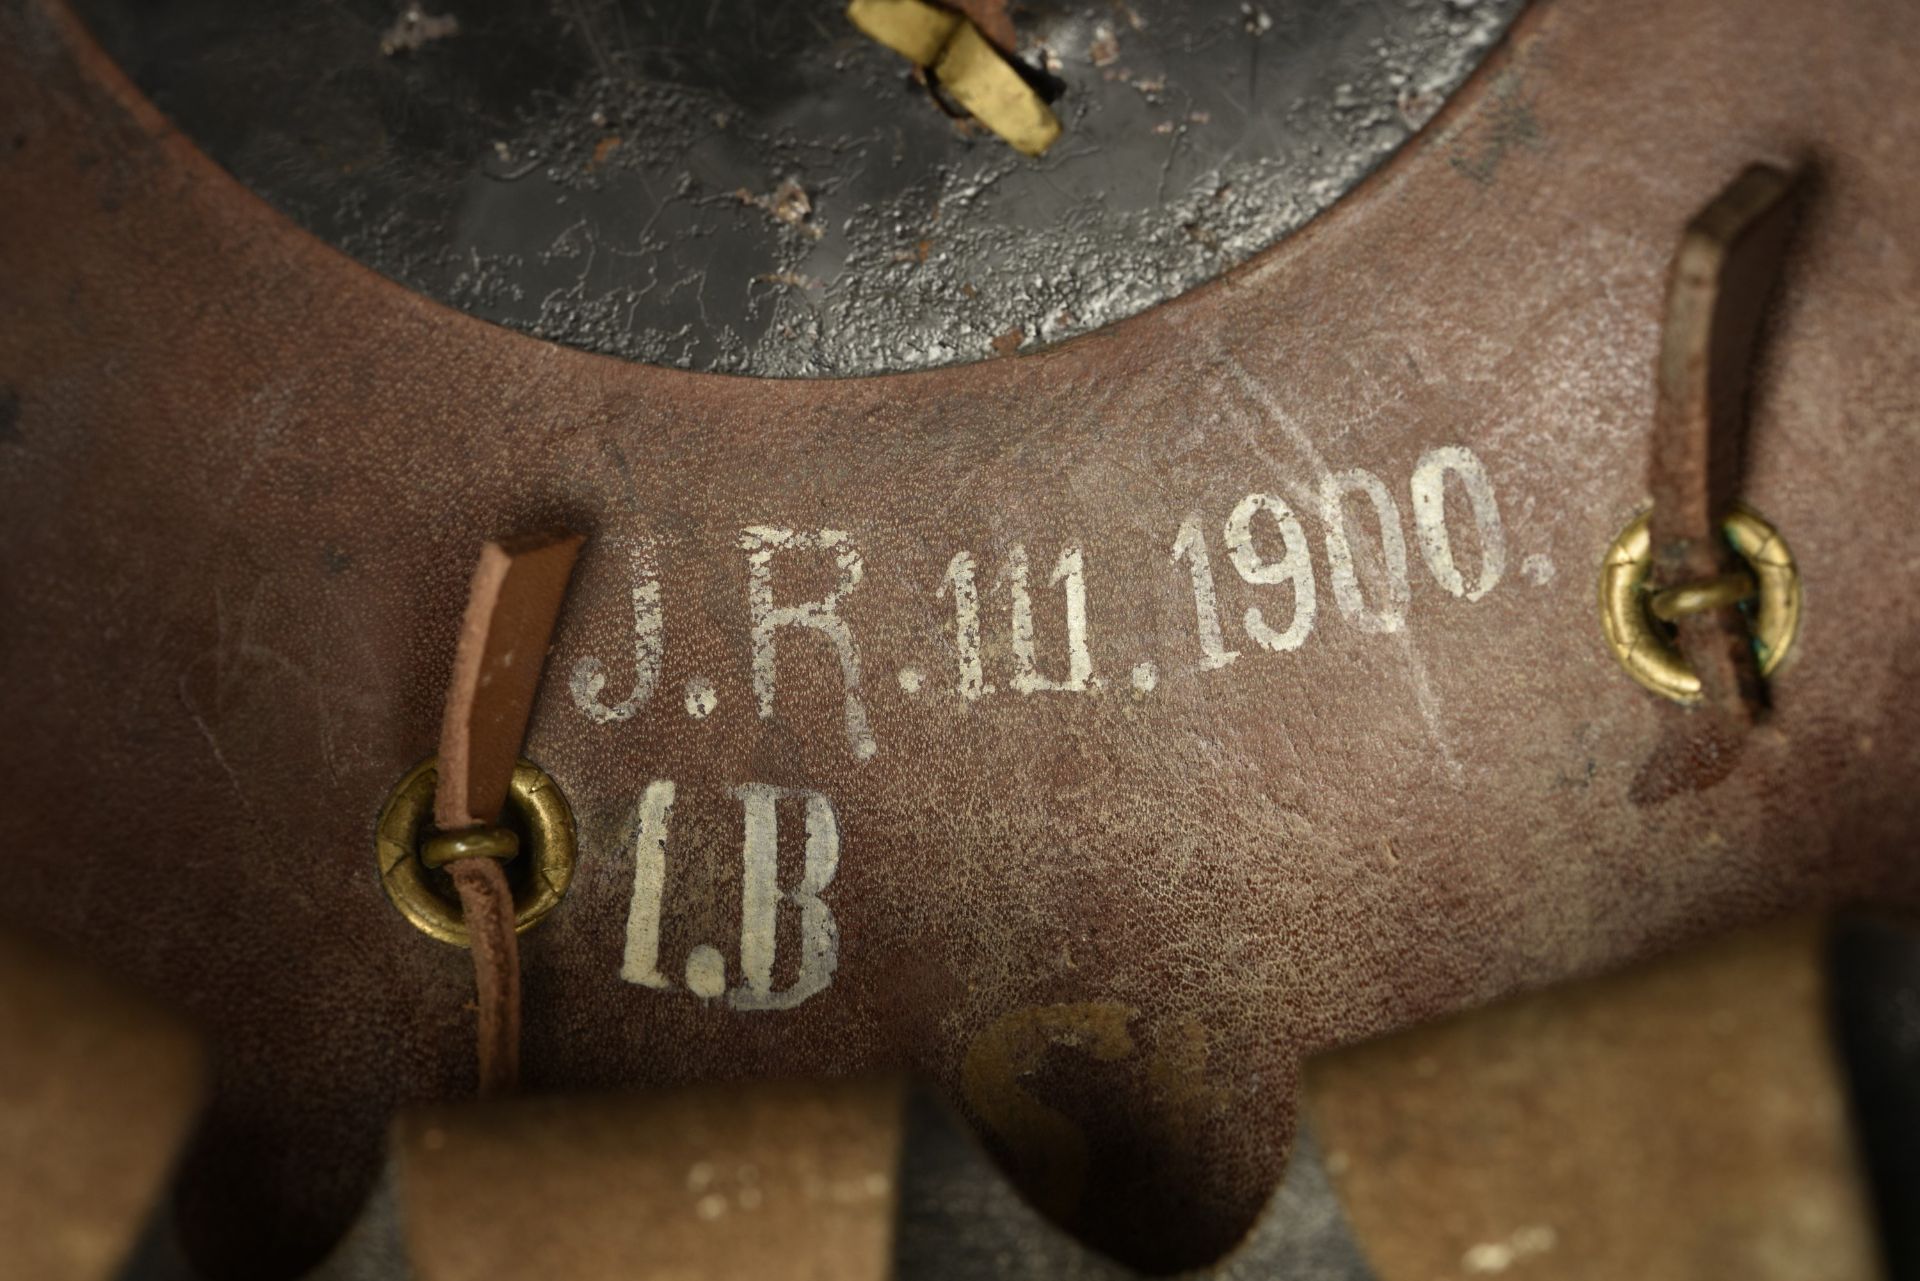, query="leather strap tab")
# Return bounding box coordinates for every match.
[1647,162,1801,717]
[435,533,585,831]
[434,532,583,1094]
